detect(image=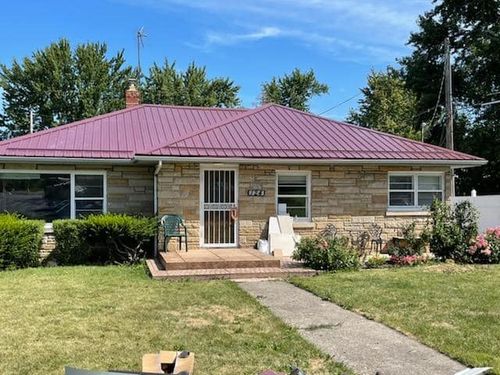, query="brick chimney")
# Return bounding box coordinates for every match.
[125,79,140,108]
